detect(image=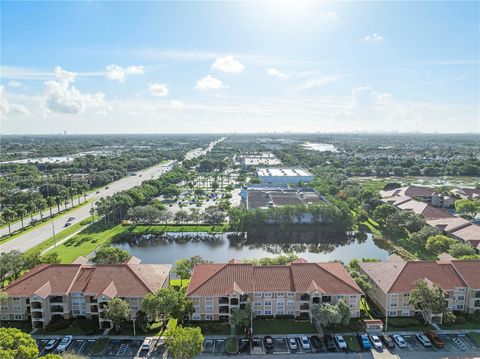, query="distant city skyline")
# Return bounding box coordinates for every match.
[1,1,479,134]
